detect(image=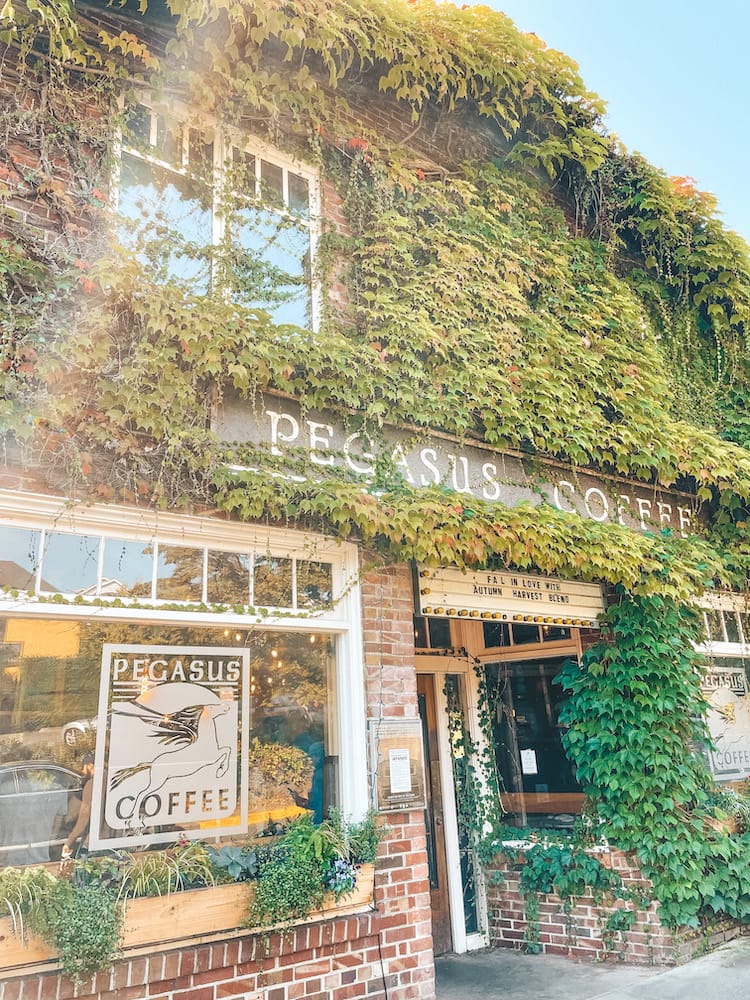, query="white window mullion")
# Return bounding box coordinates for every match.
[151,541,159,601]
[96,535,105,597]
